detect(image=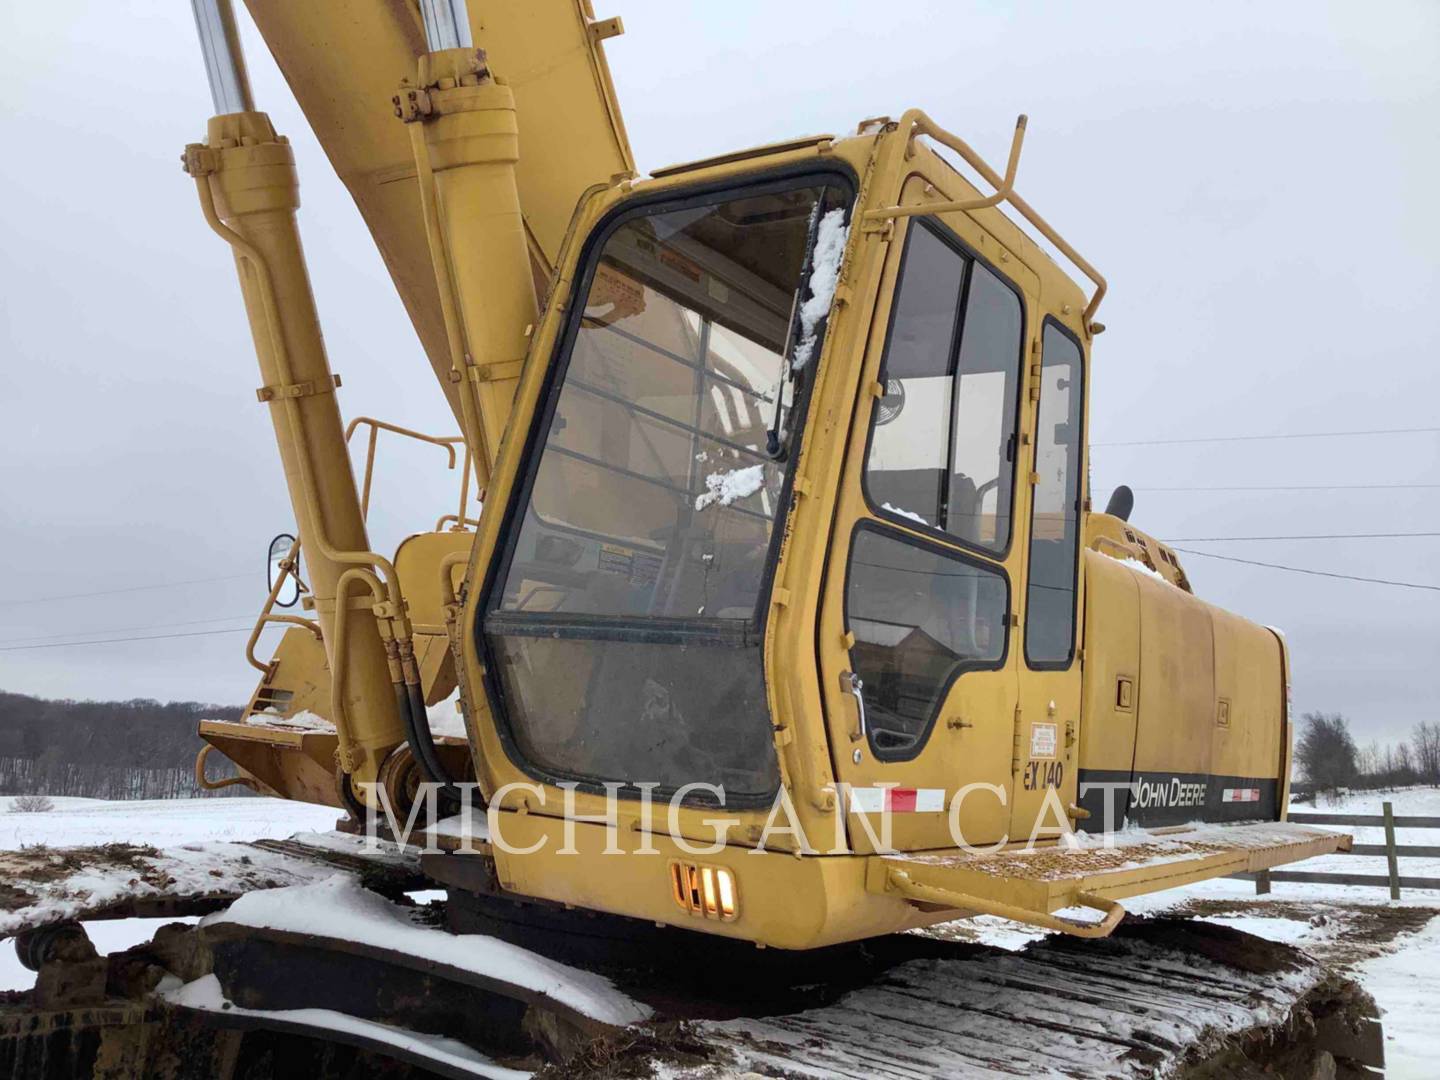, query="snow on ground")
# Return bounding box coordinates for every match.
[0,795,339,850]
[942,785,1440,1079]
[0,795,338,993]
[1351,914,1440,1080]
[427,690,467,740]
[2,787,1437,1070]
